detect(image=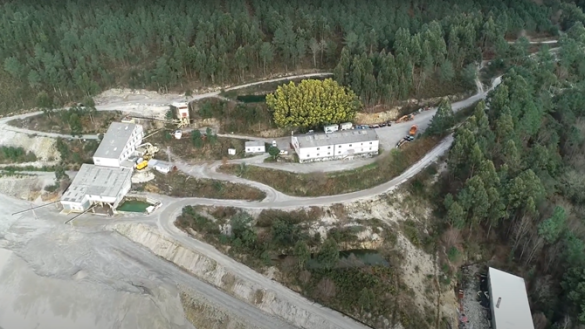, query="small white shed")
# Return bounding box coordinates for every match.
[340,122,353,130]
[324,124,339,134]
[245,141,265,154]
